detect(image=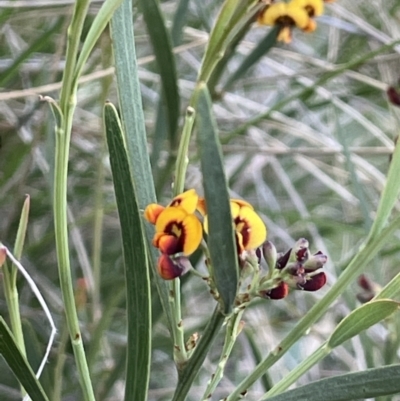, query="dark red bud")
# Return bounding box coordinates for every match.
[157,254,191,280]
[301,272,327,291]
[357,274,374,292]
[296,246,308,262]
[387,87,400,107]
[276,249,291,269]
[261,282,289,299]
